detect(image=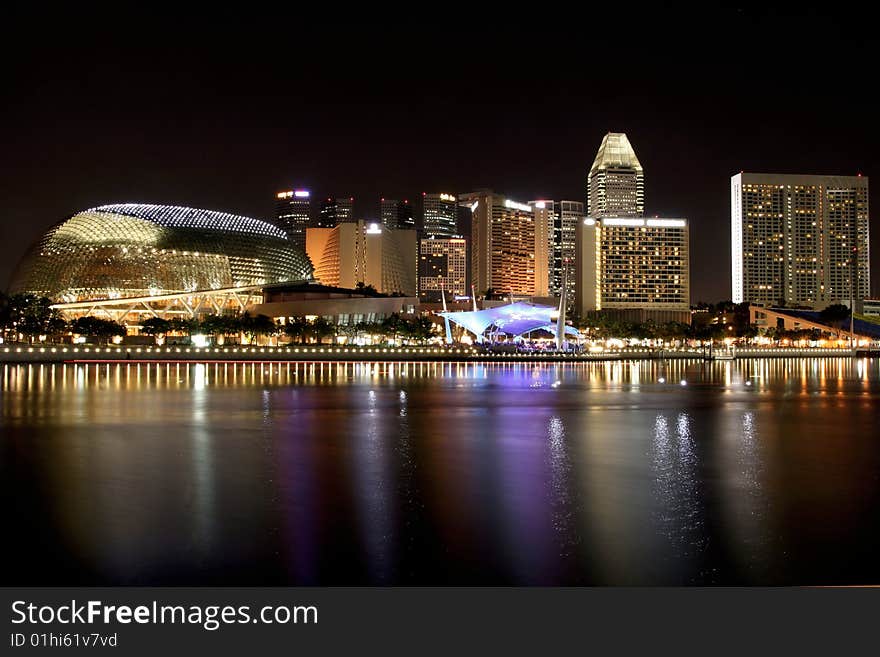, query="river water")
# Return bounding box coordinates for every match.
[1,358,878,585]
